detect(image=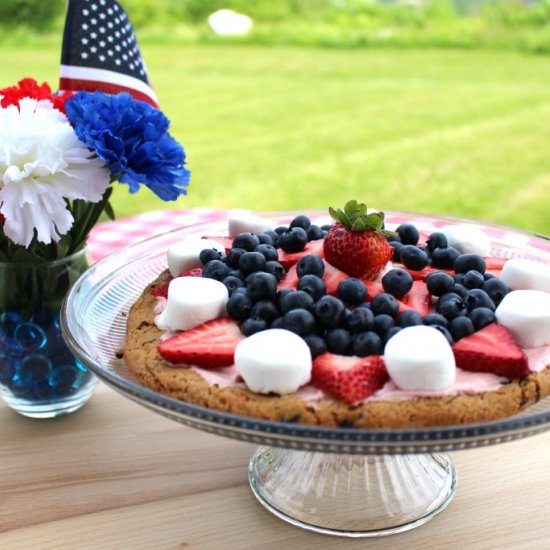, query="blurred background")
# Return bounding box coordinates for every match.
[1,0,549,233]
